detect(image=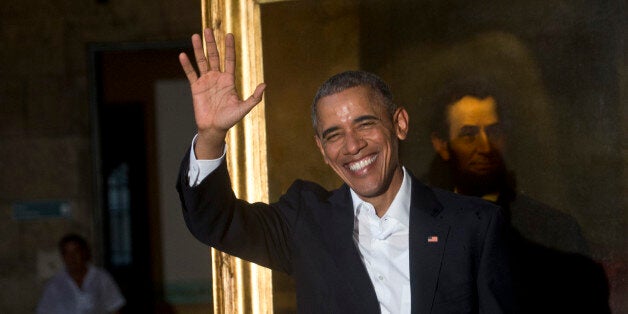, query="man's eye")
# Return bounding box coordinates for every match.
[459,131,476,138]
[325,133,340,142]
[457,127,479,139]
[358,121,375,128]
